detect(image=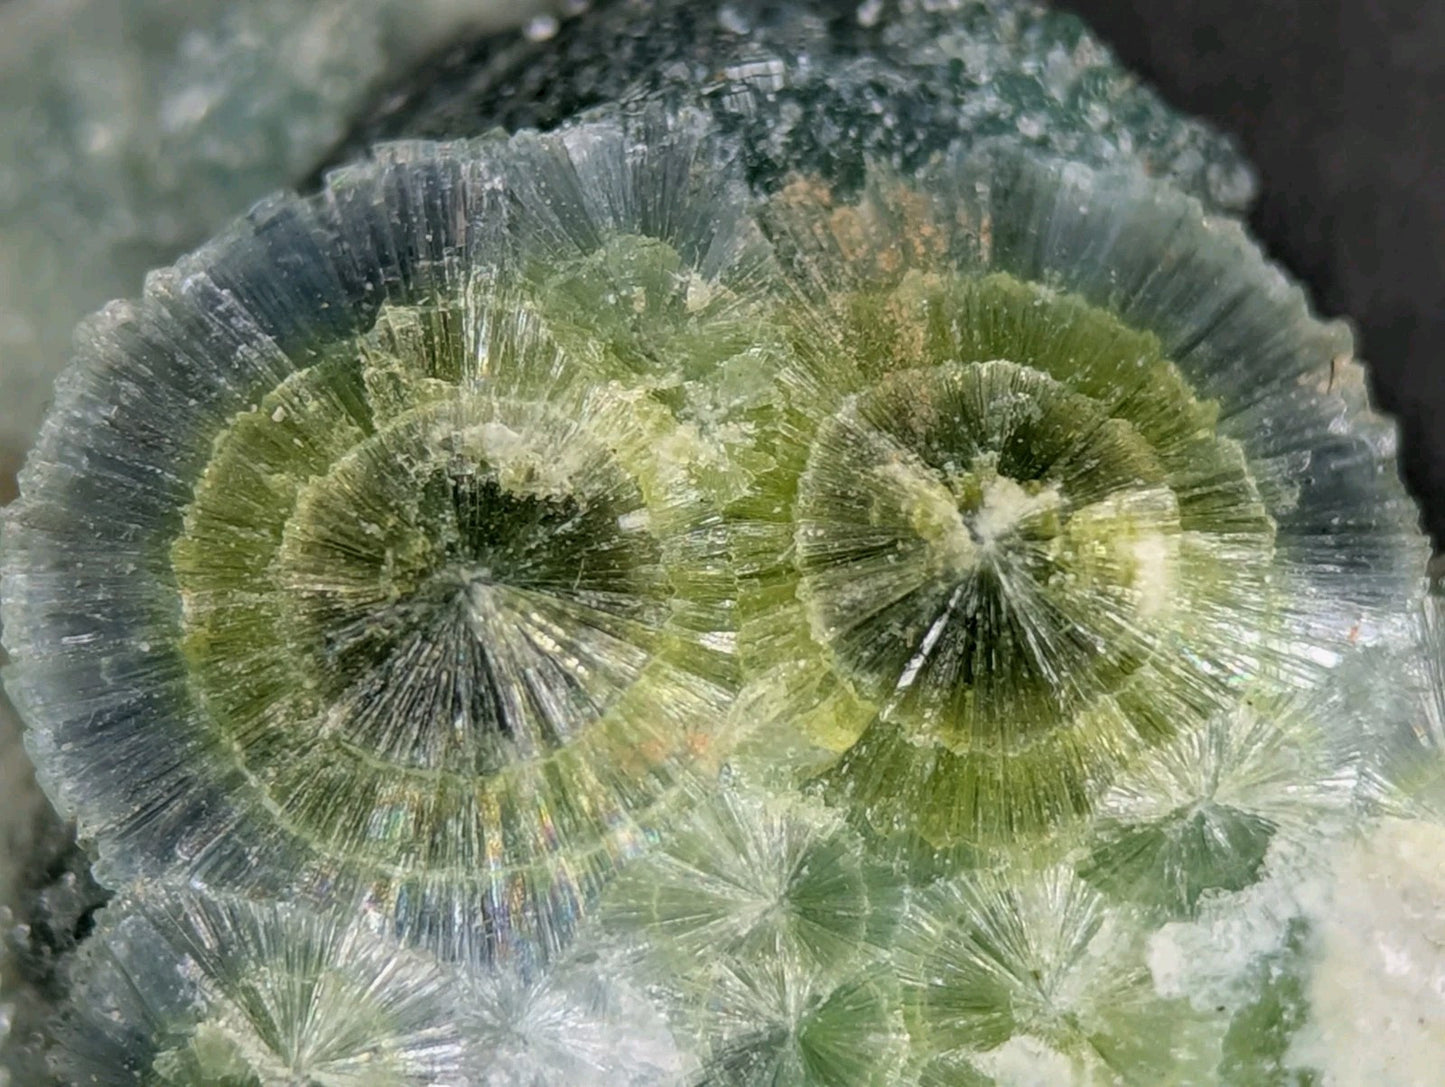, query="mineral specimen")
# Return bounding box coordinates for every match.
[52,884,467,1086]
[2,0,1441,1084]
